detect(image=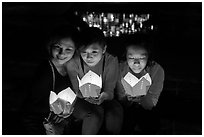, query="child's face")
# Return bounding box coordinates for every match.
[126,45,148,74]
[51,38,75,65]
[80,43,106,67]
